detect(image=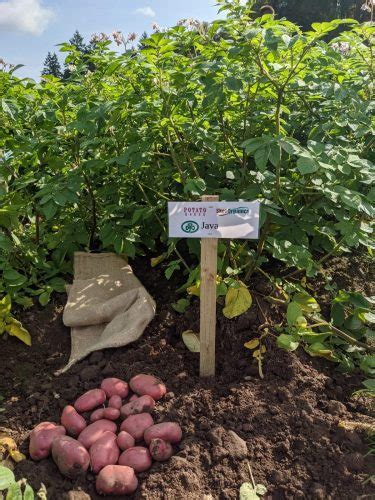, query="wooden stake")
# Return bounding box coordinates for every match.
[200,195,219,377]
